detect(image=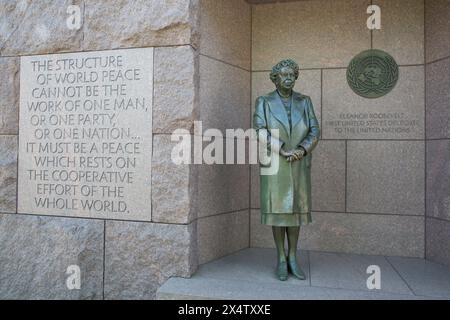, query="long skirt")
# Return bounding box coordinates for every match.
[261,212,312,227]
